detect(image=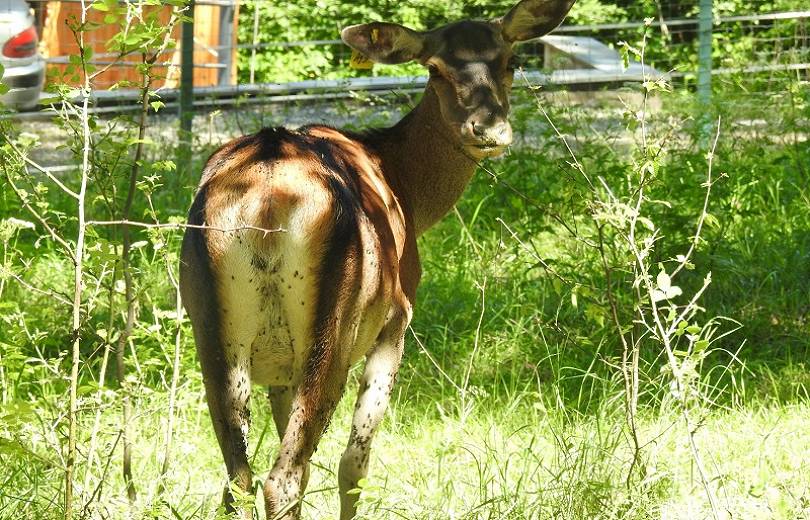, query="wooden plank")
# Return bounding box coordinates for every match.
[193,4,218,86]
[42,2,64,59]
[230,2,239,85]
[40,2,221,89]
